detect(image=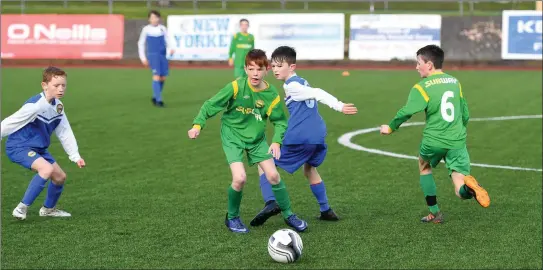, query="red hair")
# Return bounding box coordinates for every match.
[245,49,269,68]
[42,66,67,83]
